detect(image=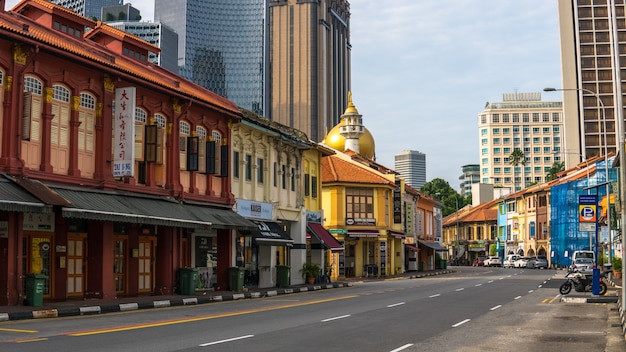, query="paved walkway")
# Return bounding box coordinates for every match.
[0,269,454,321]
